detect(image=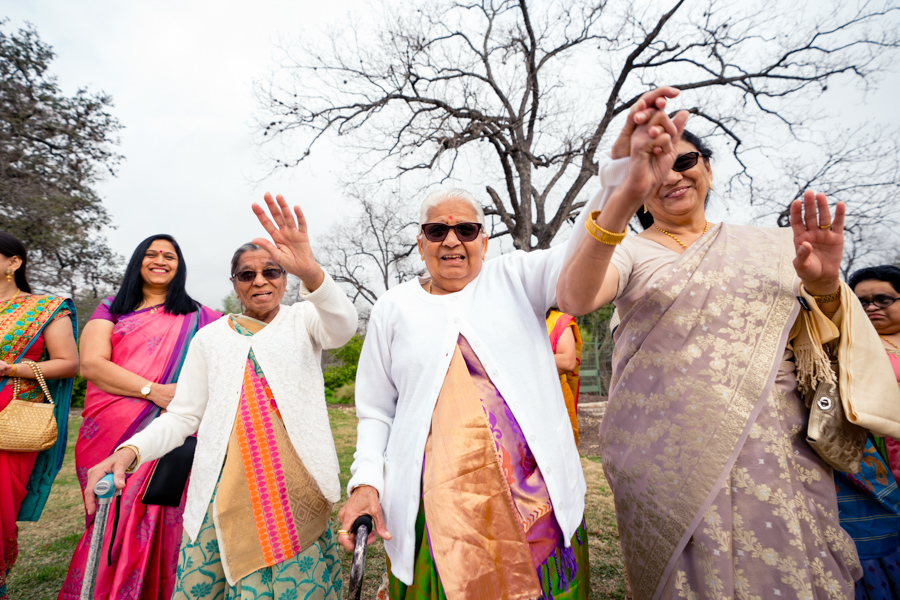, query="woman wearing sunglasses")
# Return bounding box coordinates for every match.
[338,187,590,599]
[828,265,900,599]
[60,234,220,600]
[81,194,357,599]
[556,87,900,598]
